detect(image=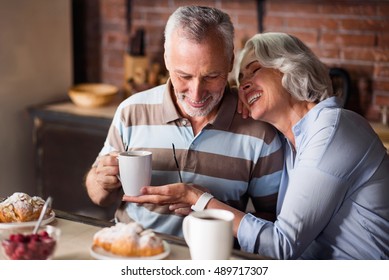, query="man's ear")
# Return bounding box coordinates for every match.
[164,52,170,71]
